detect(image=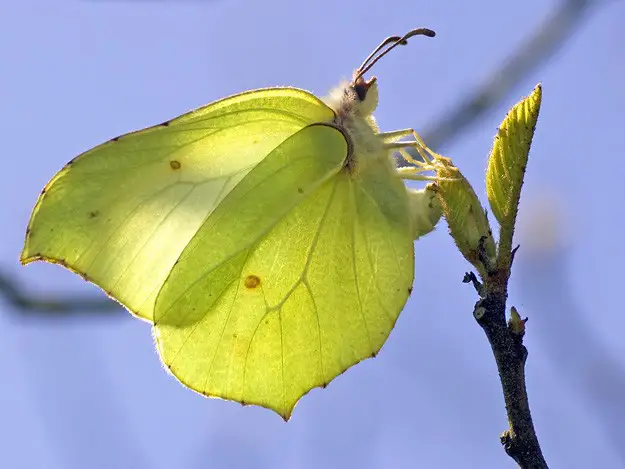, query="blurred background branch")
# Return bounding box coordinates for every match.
[0,268,122,317]
[416,0,595,151]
